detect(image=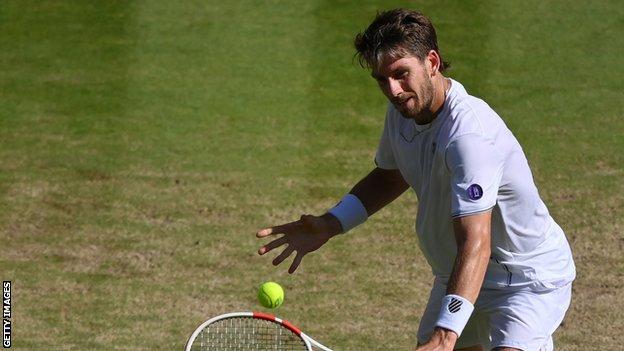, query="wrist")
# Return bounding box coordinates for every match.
[320,212,343,237]
[431,327,458,346]
[327,193,368,233]
[435,294,474,337]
